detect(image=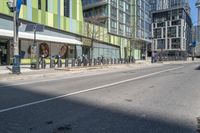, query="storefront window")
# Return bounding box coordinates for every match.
[20,40,77,59]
